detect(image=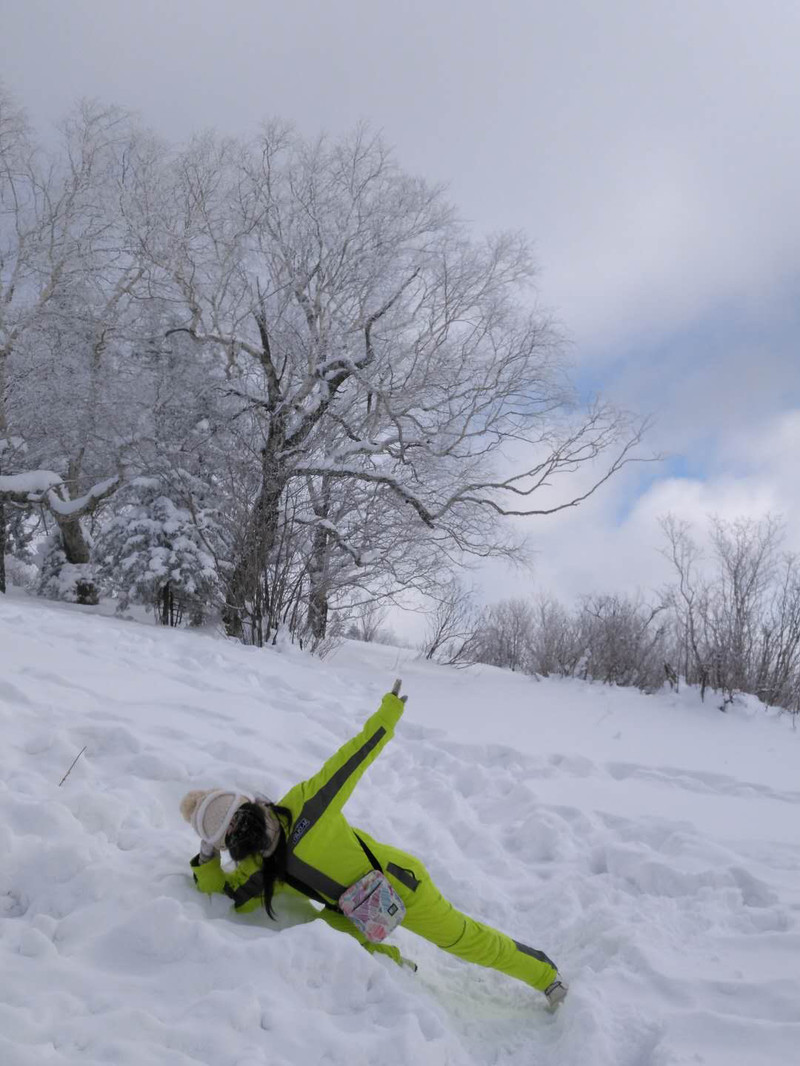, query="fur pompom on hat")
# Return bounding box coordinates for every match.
[180,789,253,847]
[179,790,208,824]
